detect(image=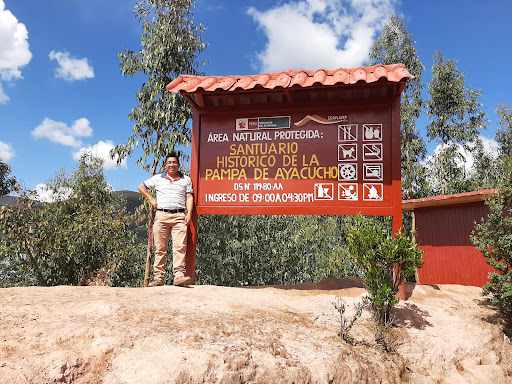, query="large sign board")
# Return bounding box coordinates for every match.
[195,105,397,215]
